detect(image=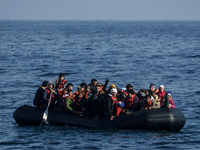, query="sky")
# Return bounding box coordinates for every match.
[0,0,200,20]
